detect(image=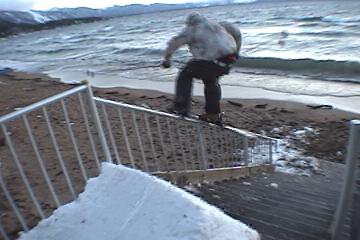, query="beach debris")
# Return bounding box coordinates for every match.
[212,194,221,199]
[306,104,333,110]
[22,87,36,92]
[227,100,243,108]
[279,108,295,113]
[255,104,268,109]
[270,183,279,189]
[0,68,12,76]
[104,90,118,95]
[242,182,252,186]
